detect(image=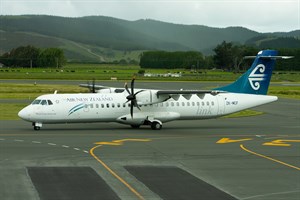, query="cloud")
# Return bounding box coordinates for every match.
[1,0,299,32]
